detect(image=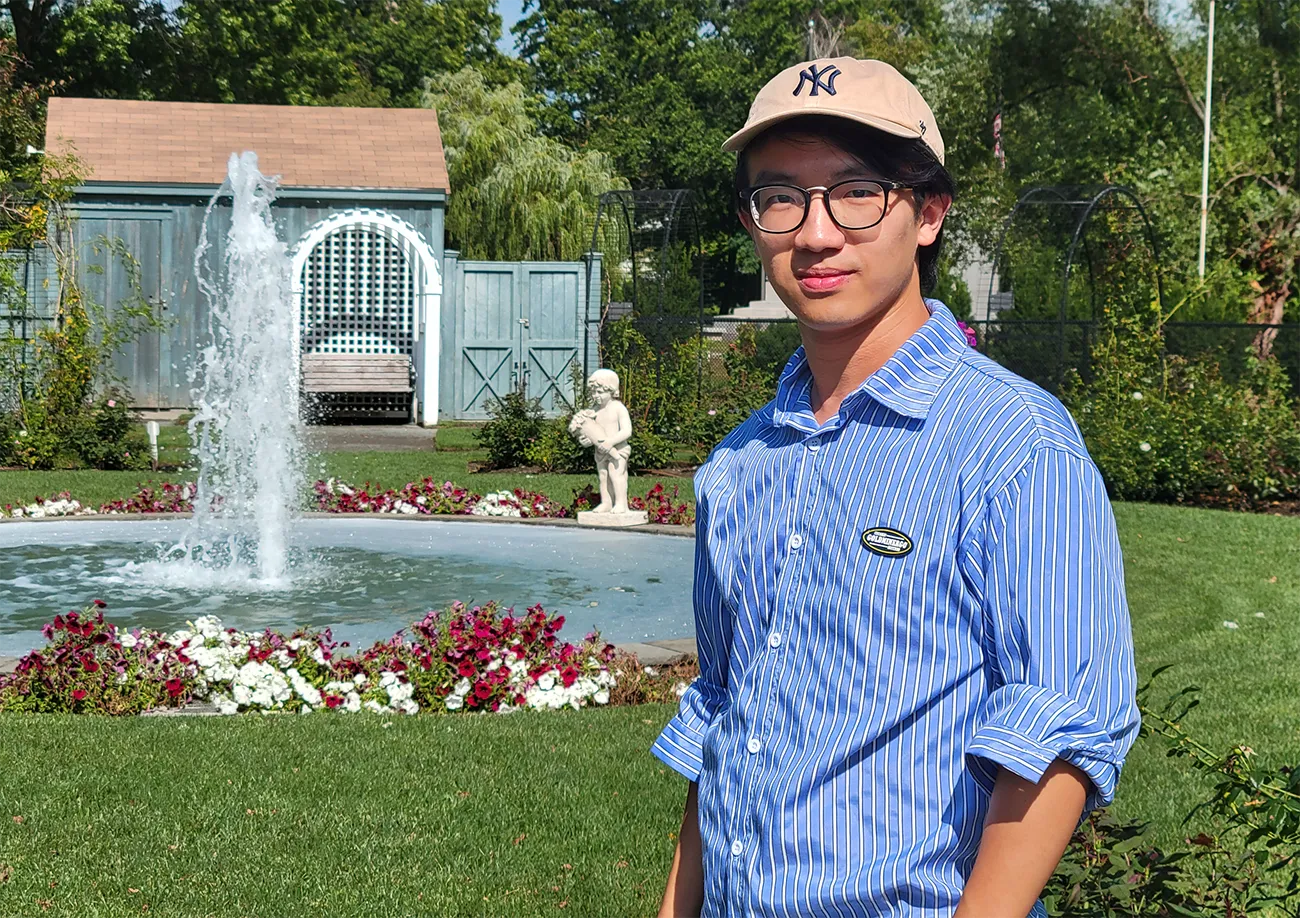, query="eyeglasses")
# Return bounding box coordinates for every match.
[742,179,912,234]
